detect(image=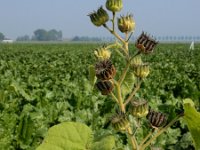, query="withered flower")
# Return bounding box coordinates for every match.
[96,80,114,95]
[135,32,158,54]
[111,111,129,131]
[95,60,116,80]
[146,110,168,129]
